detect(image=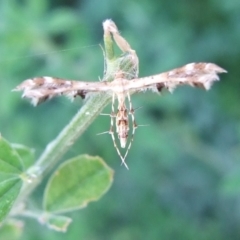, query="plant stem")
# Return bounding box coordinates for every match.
[14,22,117,205]
[14,19,137,207]
[16,92,111,204]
